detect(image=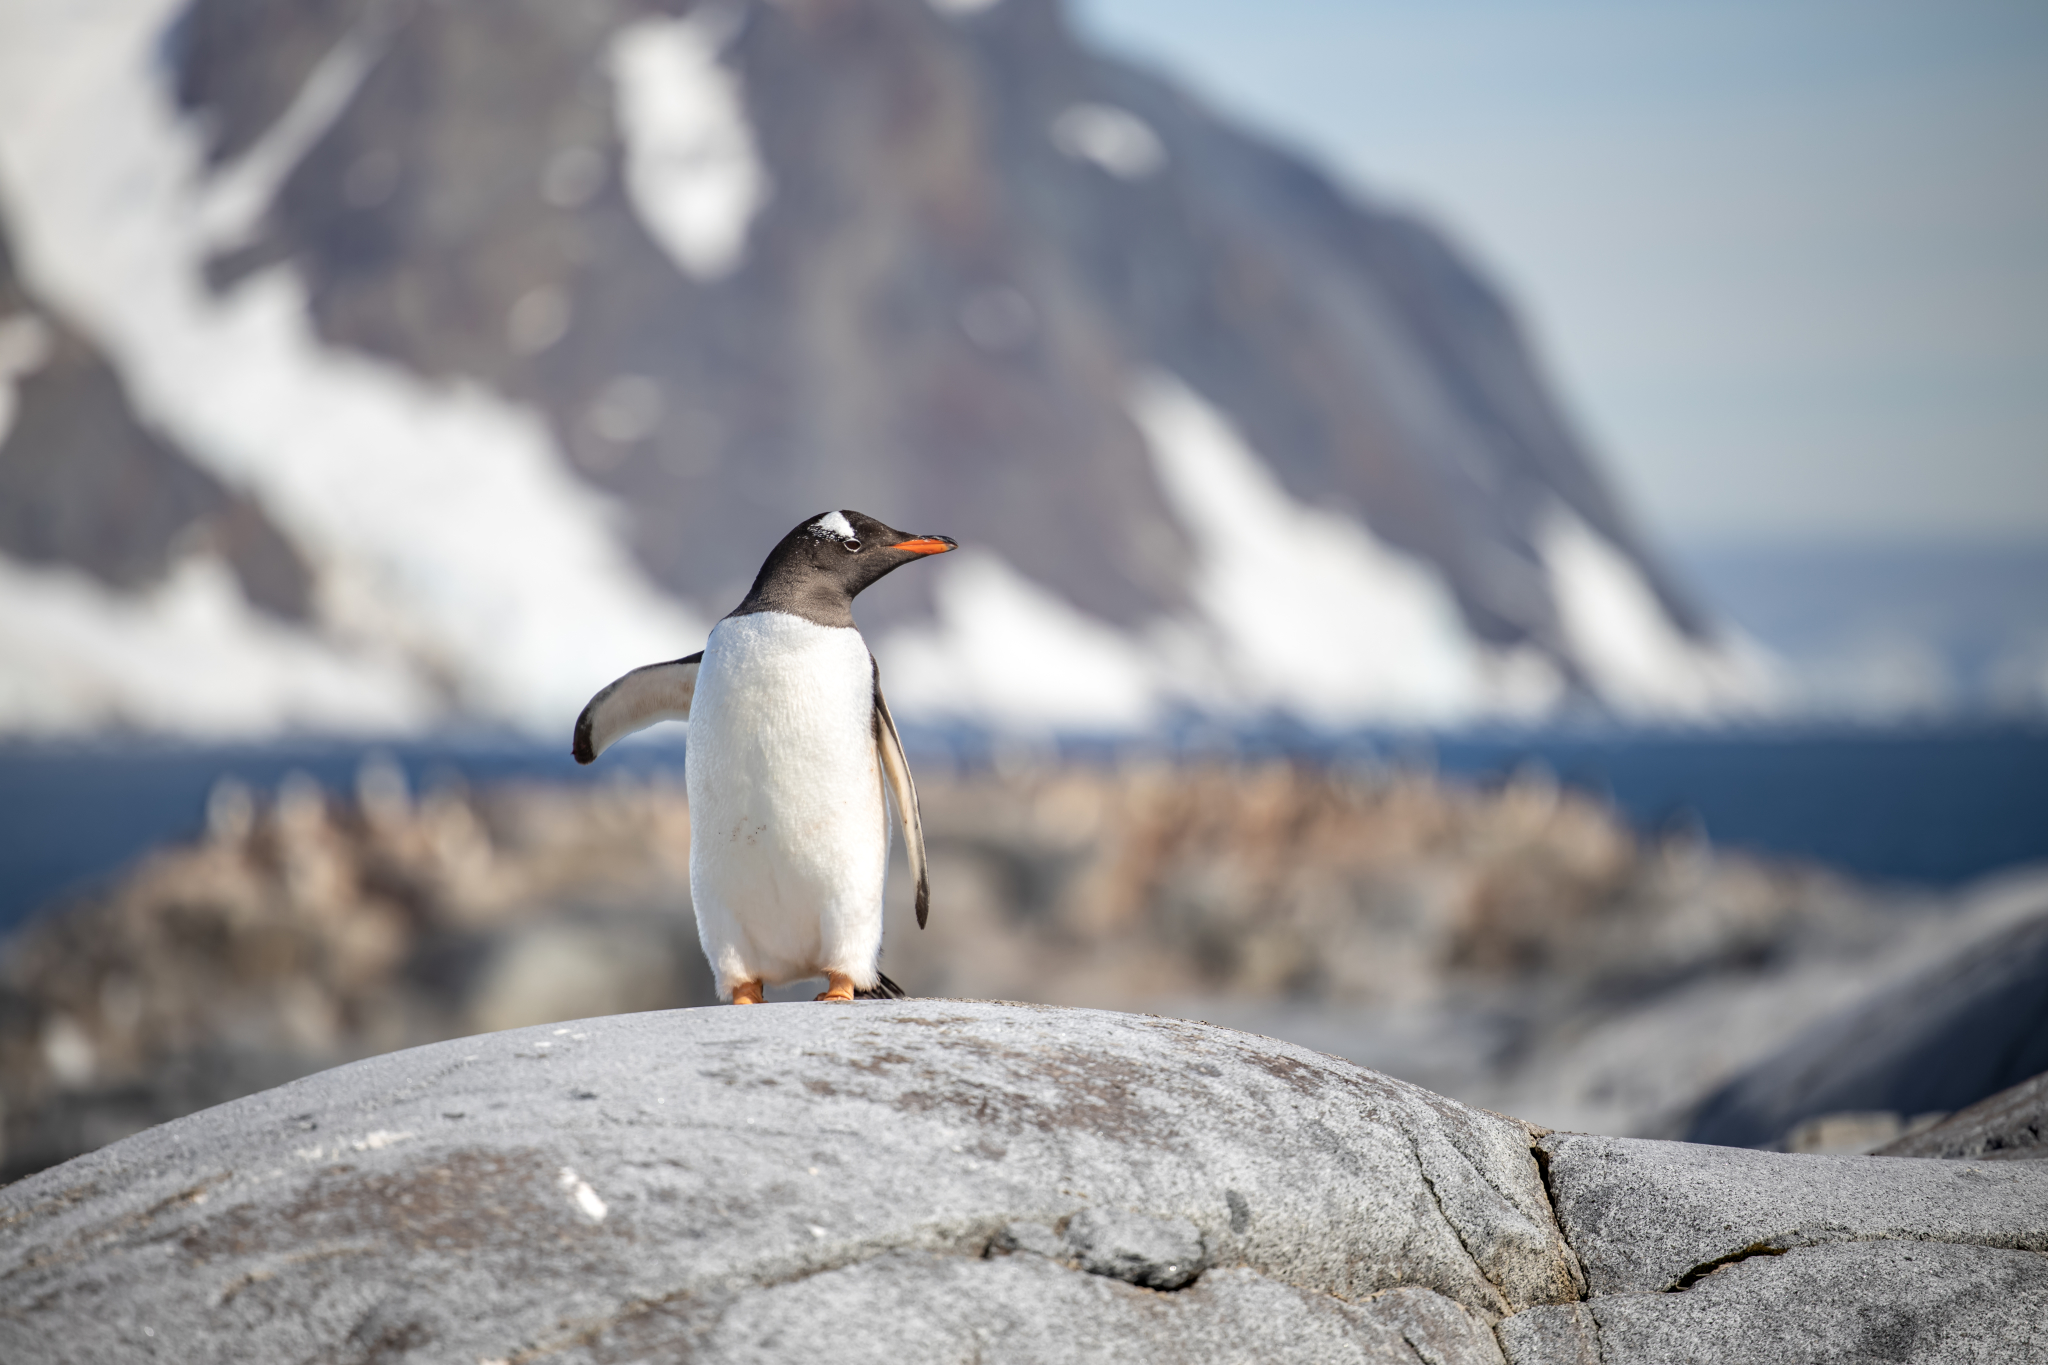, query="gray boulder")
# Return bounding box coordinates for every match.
[1877,1069,2048,1161]
[654,1257,1504,1365]
[1502,1242,2048,1365]
[1685,903,2048,1148]
[4,1001,2046,1364]
[0,1002,1560,1363]
[1538,1132,2048,1295]
[1501,1132,2048,1364]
